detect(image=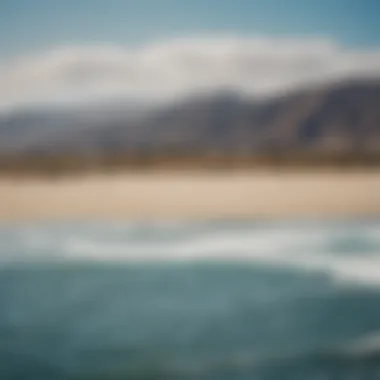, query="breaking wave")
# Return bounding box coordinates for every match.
[1,219,380,286]
[2,219,380,379]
